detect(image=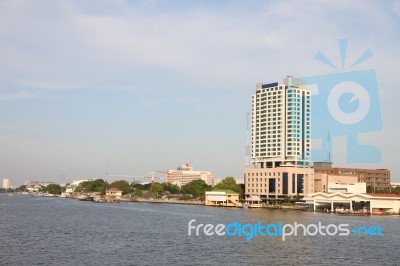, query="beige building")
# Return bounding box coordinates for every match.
[165,163,213,187]
[205,190,241,207]
[244,167,314,200]
[314,173,358,192]
[2,178,11,189]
